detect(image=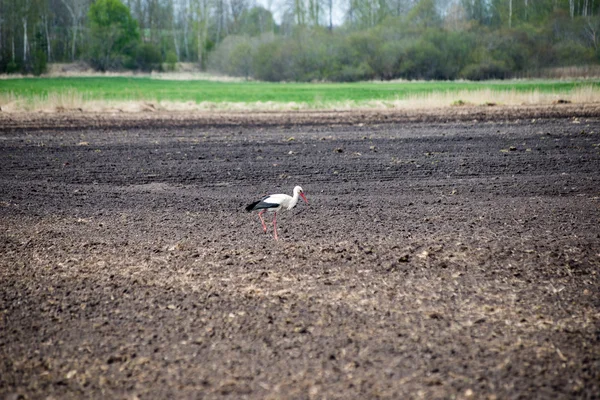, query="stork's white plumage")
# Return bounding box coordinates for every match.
[245,186,308,240]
